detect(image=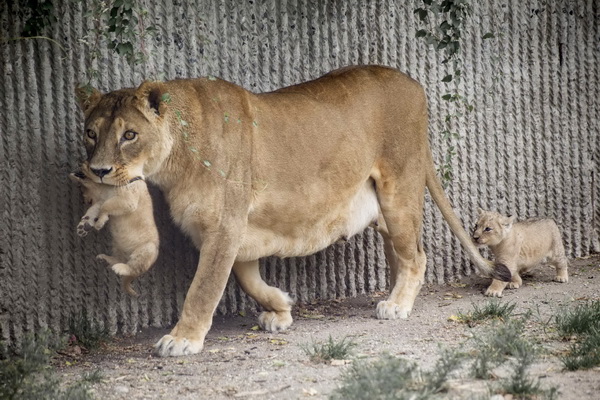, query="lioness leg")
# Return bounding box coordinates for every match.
[375,184,426,319]
[233,260,294,332]
[376,216,399,290]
